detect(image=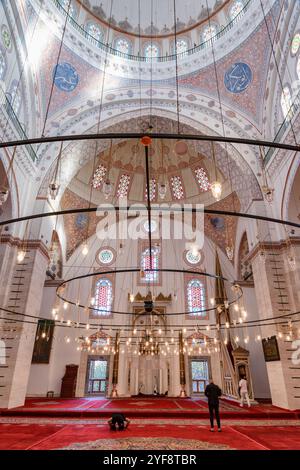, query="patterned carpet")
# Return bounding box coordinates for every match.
[0,417,300,450]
